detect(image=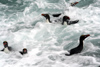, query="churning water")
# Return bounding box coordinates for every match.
[0,0,100,67]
